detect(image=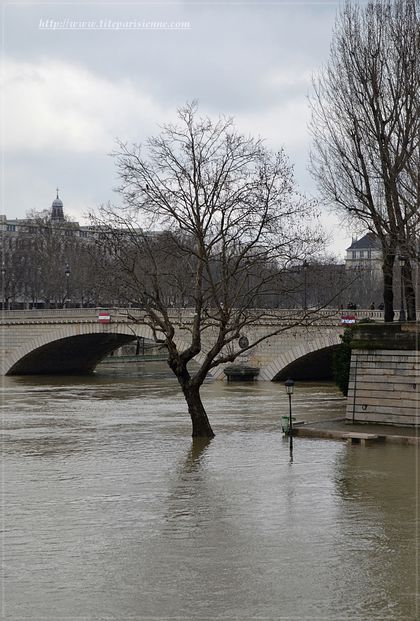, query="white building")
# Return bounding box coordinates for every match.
[345,233,382,274]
